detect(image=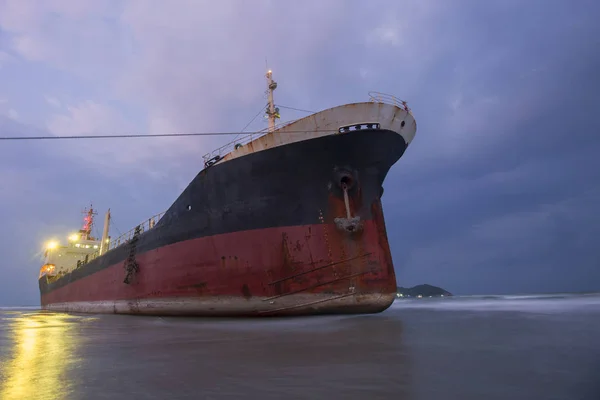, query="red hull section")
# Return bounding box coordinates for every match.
[41,204,397,316]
